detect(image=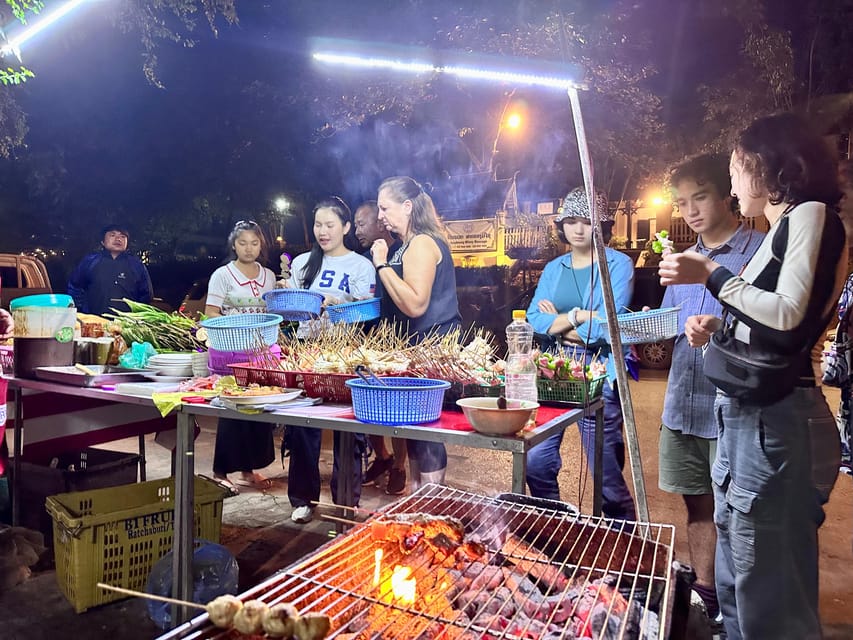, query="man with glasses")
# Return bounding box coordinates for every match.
[68,223,153,315]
